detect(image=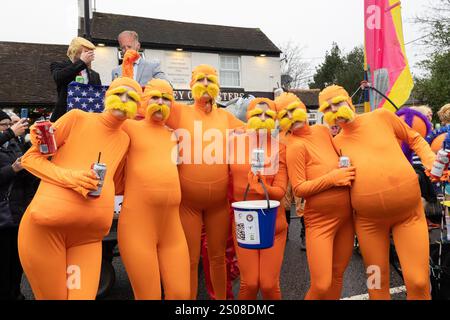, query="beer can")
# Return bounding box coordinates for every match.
[34,120,57,154]
[251,149,265,174]
[437,149,449,164]
[430,149,449,179]
[339,156,351,168]
[88,163,107,197]
[75,75,84,84]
